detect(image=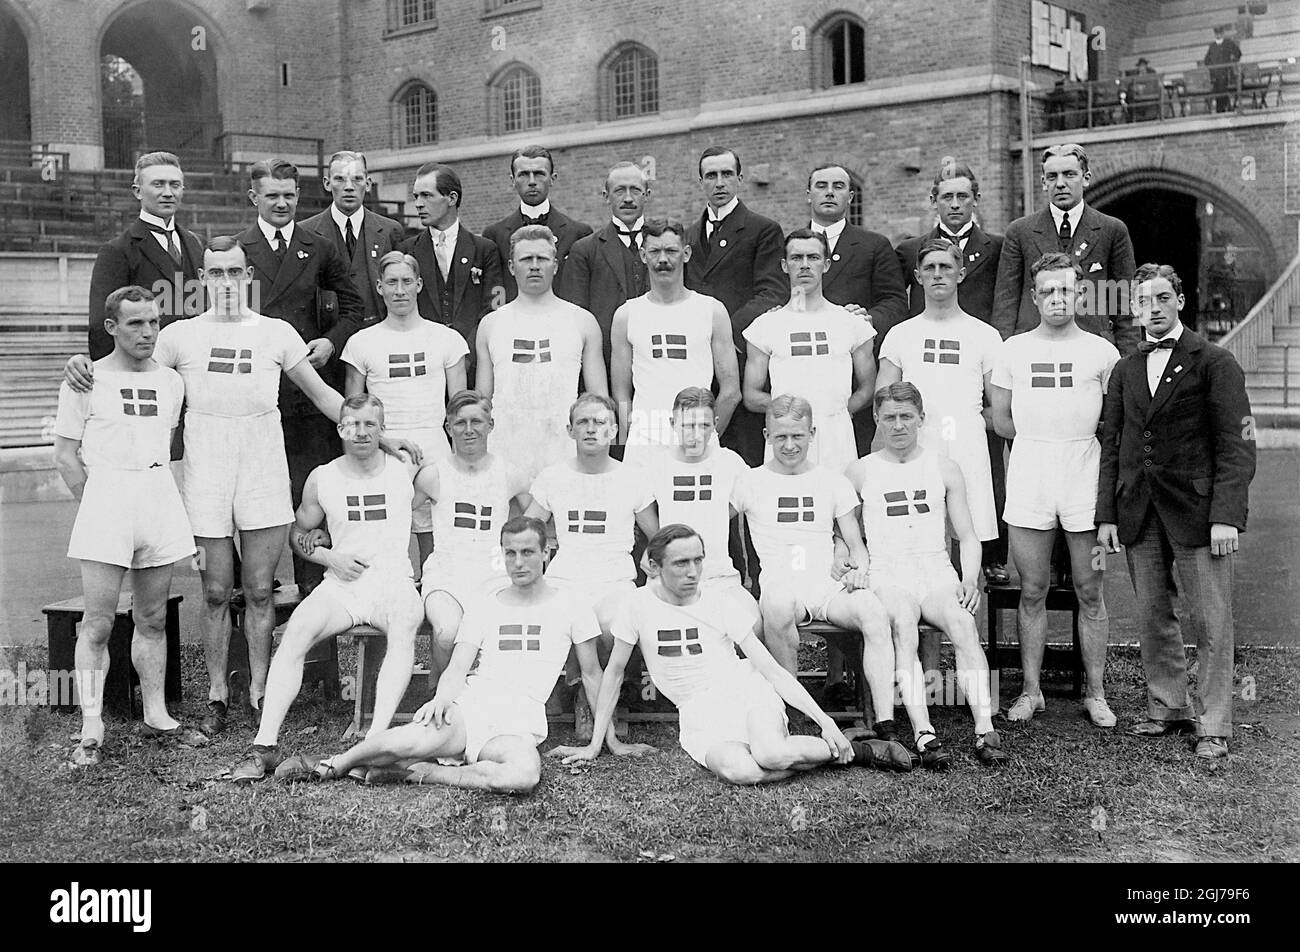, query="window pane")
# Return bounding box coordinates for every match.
[639,50,658,114]
[613,54,635,118]
[524,72,541,129]
[831,23,847,86]
[848,23,865,83]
